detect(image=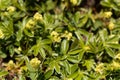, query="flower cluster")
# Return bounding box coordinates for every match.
[6,60,15,70]
[110,61,120,70]
[104,11,112,18]
[95,63,105,74]
[51,31,73,42]
[61,31,72,40]
[51,31,61,42]
[25,12,43,29]
[33,12,43,21]
[25,19,36,29]
[30,57,41,68]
